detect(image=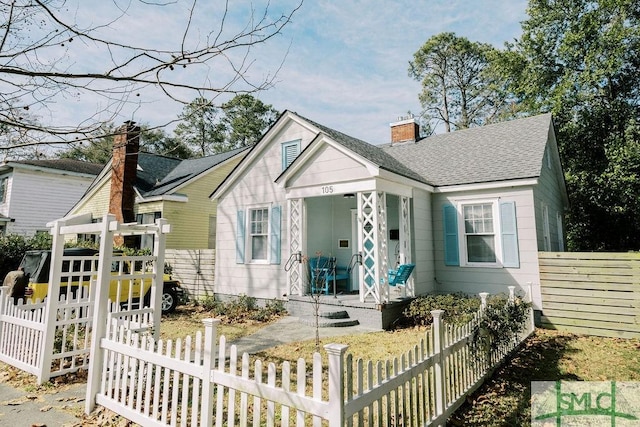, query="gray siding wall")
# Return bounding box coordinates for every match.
[533,136,567,252]
[412,188,435,295]
[432,187,543,308]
